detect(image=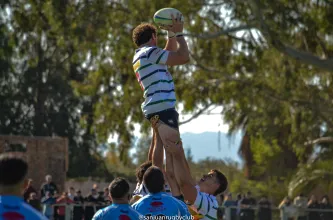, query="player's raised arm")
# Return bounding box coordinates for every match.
[148,129,156,161]
[164,140,197,203]
[165,151,182,197]
[152,127,164,170]
[164,13,190,66]
[163,29,178,52]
